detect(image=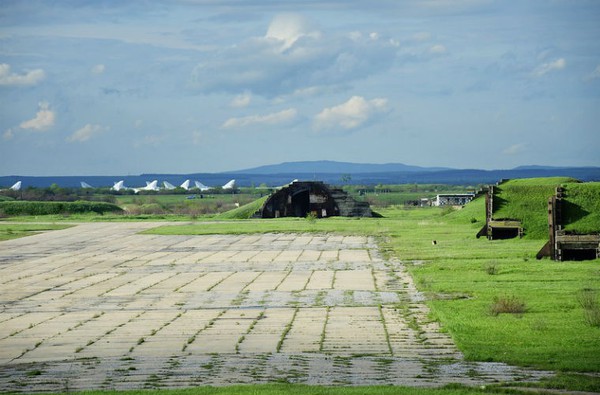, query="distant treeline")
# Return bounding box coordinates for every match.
[1,167,600,189]
[0,201,123,216]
